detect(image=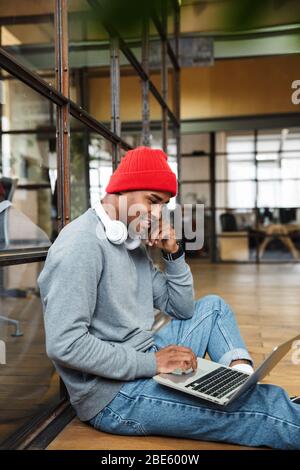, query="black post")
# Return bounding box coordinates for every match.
[210,132,217,262]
